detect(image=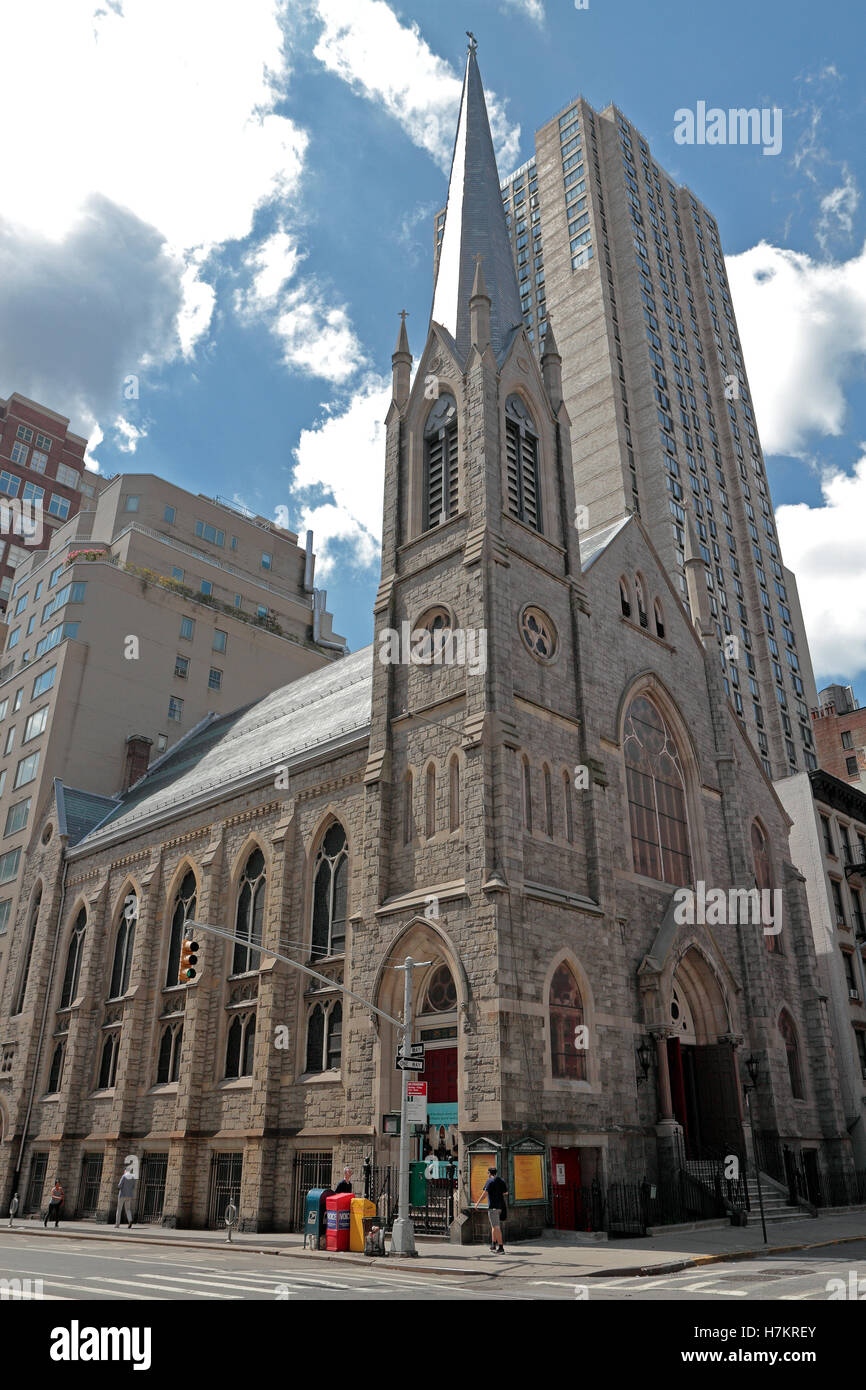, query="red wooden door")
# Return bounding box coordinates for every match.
[421,1047,457,1103]
[551,1147,582,1229]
